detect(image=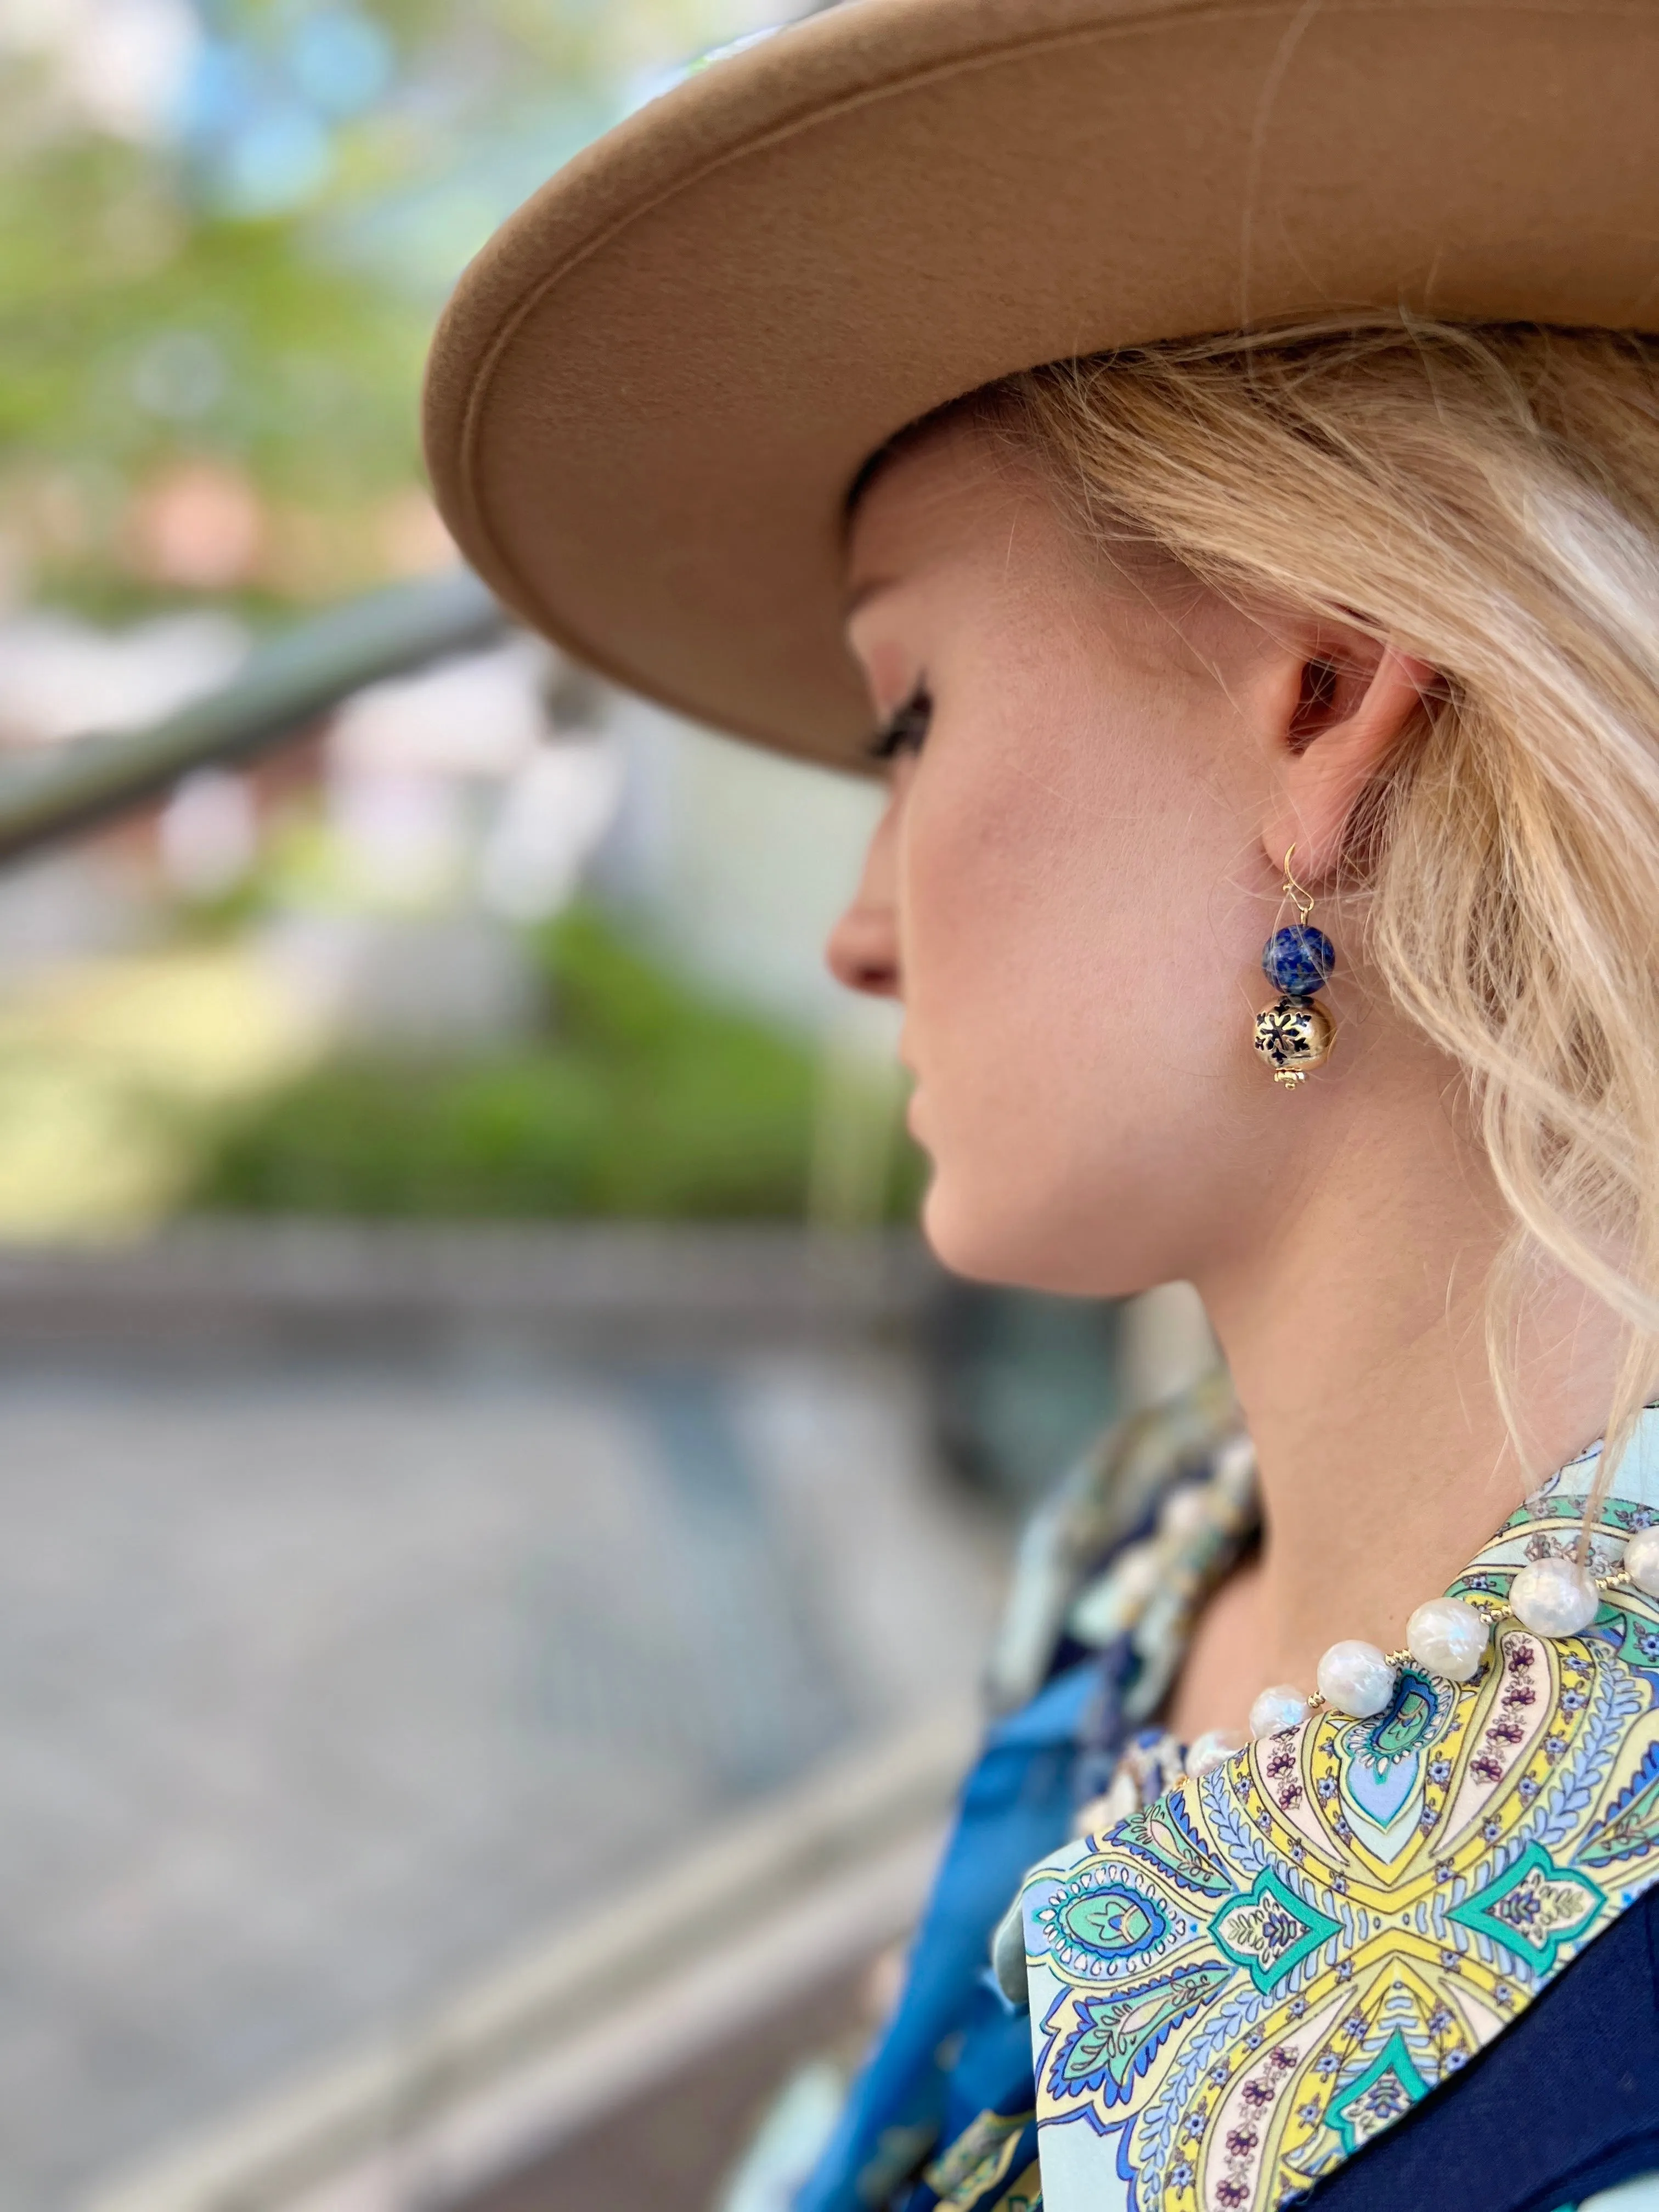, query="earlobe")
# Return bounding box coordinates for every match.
[1261,633,1436,883]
